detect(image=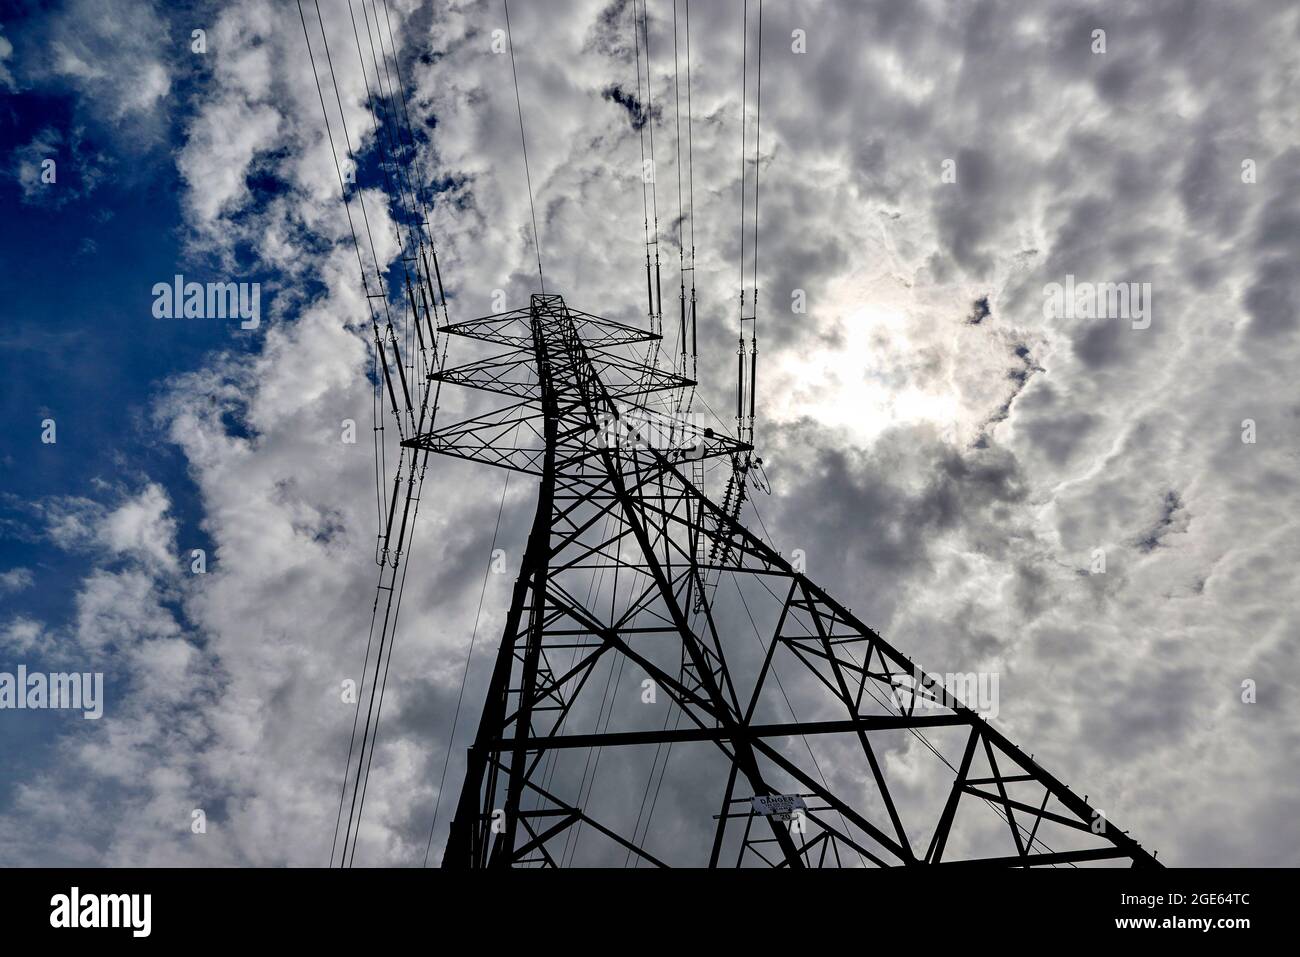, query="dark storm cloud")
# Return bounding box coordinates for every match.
[1015,381,1100,466]
[1080,663,1202,761]
[1240,149,1300,340]
[1071,318,1128,368]
[764,419,1029,627]
[931,148,1002,276]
